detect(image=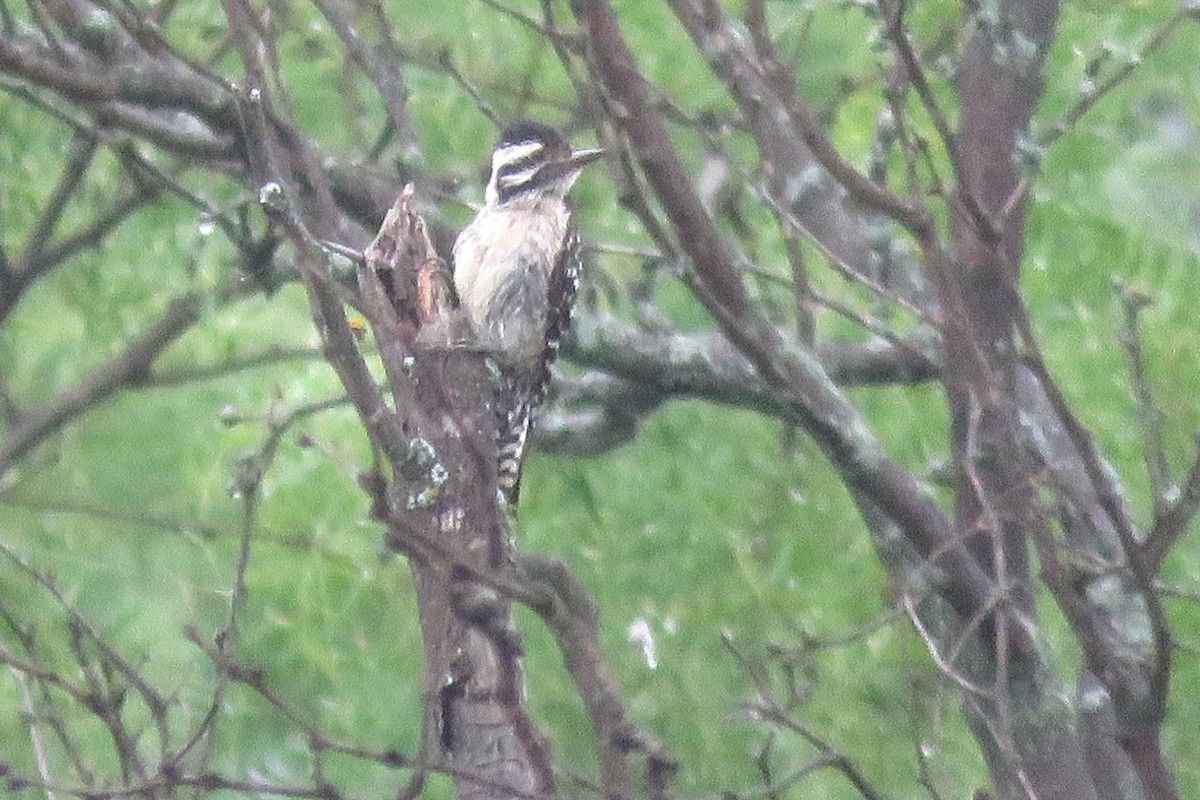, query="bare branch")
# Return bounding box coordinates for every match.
[878,0,997,242]
[722,634,891,800]
[146,344,329,387]
[14,128,98,271]
[0,279,246,477]
[26,185,159,276]
[0,135,159,325]
[0,541,171,758]
[567,312,939,417]
[670,0,934,257]
[571,0,1006,649]
[438,48,502,128]
[1146,442,1200,574]
[0,493,225,538]
[1040,7,1192,149]
[478,0,581,51]
[1114,281,1170,515]
[518,553,675,798]
[310,0,421,163]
